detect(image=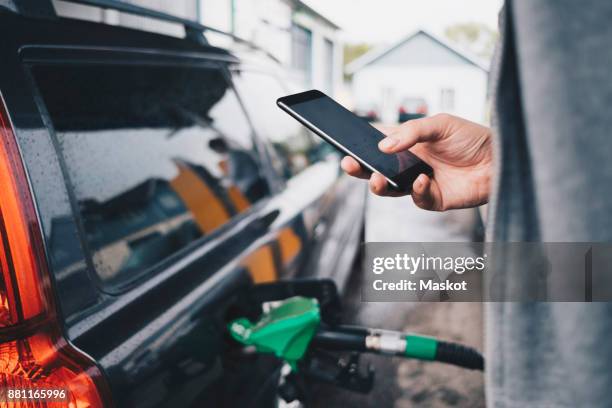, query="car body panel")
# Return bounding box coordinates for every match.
[0,8,365,407]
